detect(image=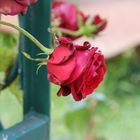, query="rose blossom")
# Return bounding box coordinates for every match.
[52,1,86,31]
[0,0,38,15]
[52,1,107,40]
[47,37,106,101]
